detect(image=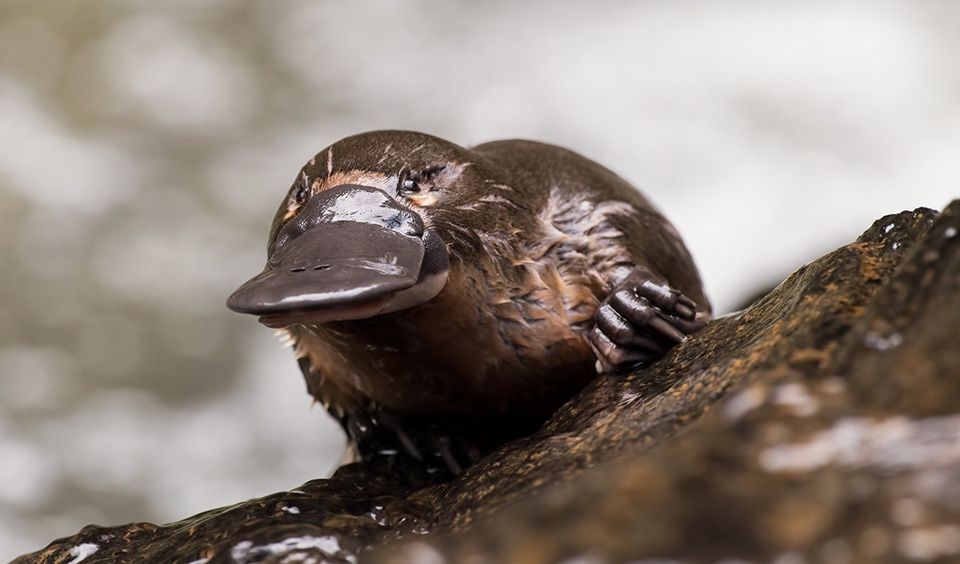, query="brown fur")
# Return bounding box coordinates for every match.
[263,131,710,423]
